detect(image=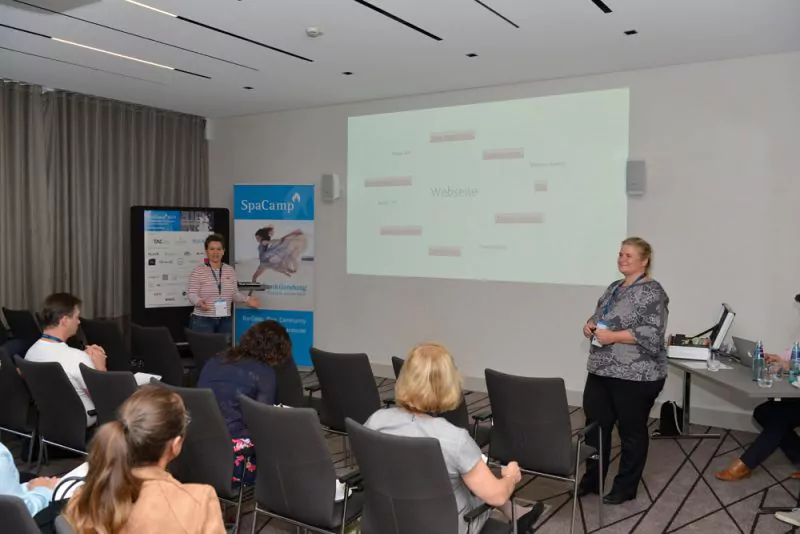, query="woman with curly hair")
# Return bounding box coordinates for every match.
[197,320,293,485]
